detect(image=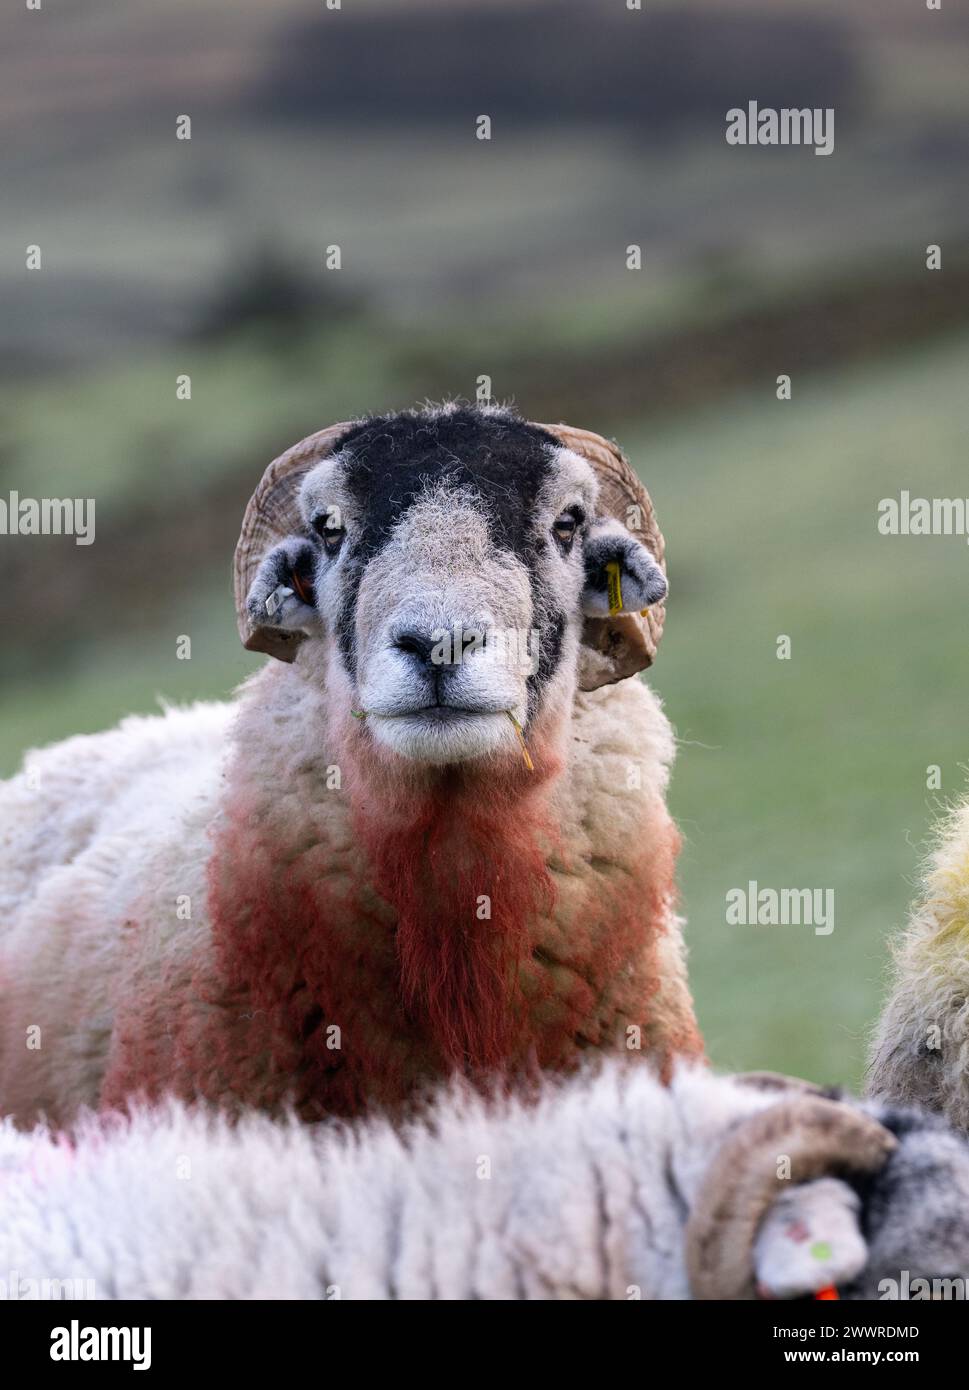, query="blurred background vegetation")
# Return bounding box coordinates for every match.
[2,0,968,1086]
